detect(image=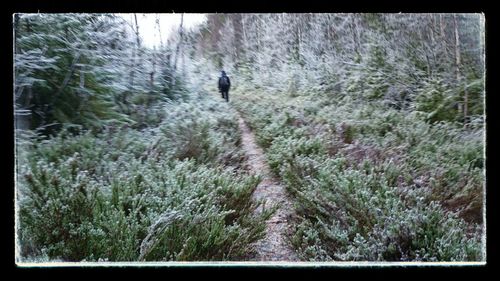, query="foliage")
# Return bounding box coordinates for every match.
[17,94,271,262]
[14,14,186,133]
[15,13,485,263]
[232,88,484,261]
[15,14,130,131]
